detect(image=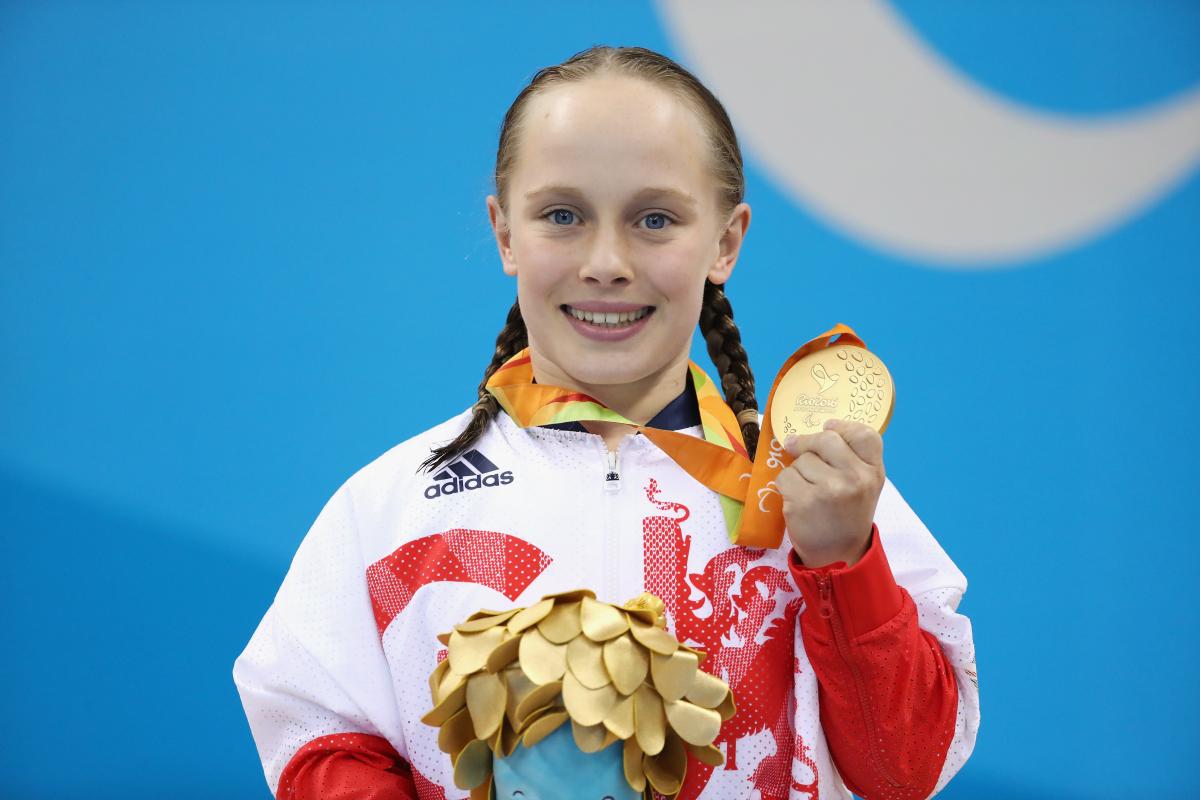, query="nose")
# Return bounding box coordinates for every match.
[578,225,634,286]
